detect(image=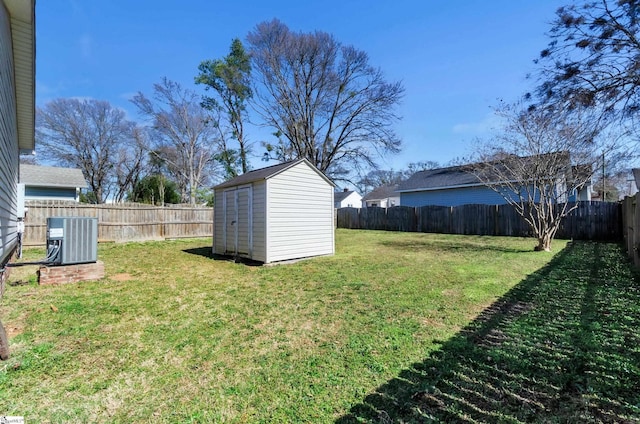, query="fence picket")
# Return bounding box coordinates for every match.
[23,201,213,246]
[337,201,621,241]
